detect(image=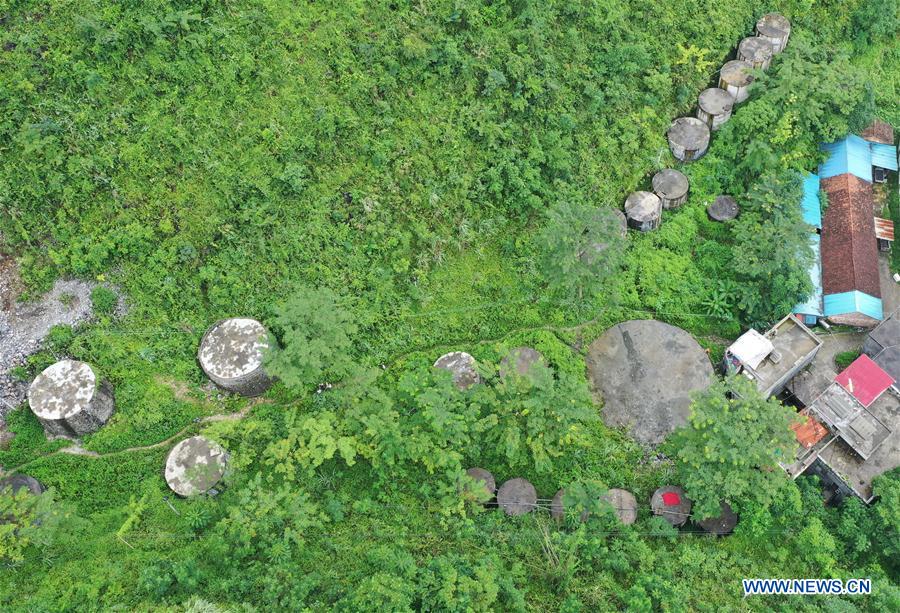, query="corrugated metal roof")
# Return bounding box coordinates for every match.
[819,136,873,182]
[794,234,823,317]
[874,217,895,241]
[802,173,821,229]
[870,142,898,171]
[823,290,883,321]
[835,354,895,408]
